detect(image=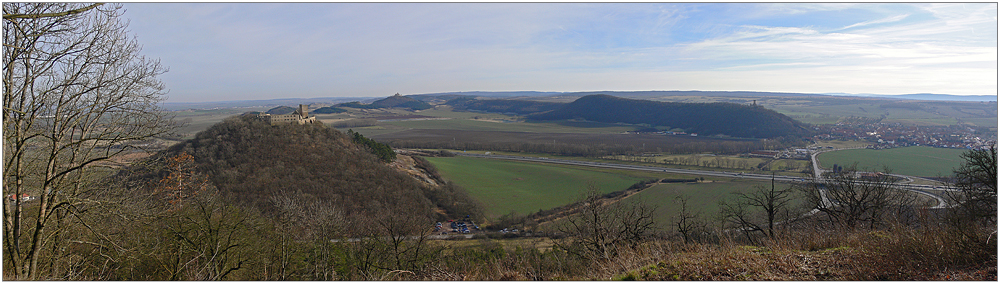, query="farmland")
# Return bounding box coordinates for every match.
[55,93,990,281]
[424,155,671,217]
[422,154,810,227]
[170,107,269,139]
[603,154,811,177]
[614,93,995,128]
[817,146,968,177]
[618,180,781,227]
